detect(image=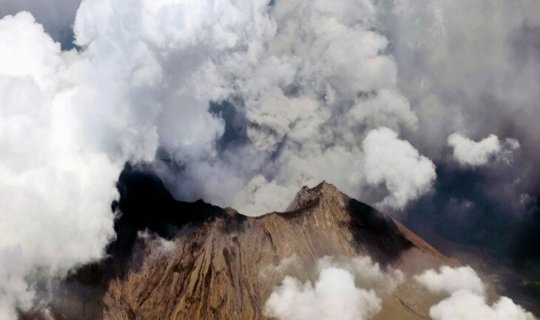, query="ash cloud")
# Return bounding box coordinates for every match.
[0,0,540,318]
[148,0,429,215]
